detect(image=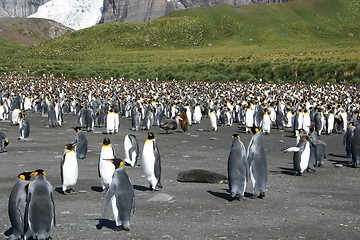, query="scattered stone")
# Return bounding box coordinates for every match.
[334,164,344,168]
[209,137,218,140]
[190,135,199,137]
[148,193,174,202]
